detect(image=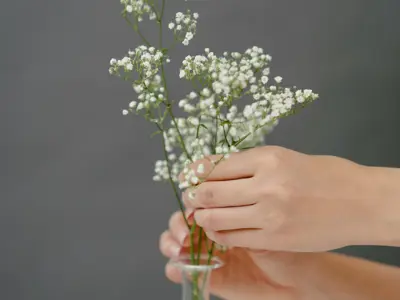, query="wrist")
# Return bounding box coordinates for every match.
[361,165,400,246]
[303,252,400,300]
